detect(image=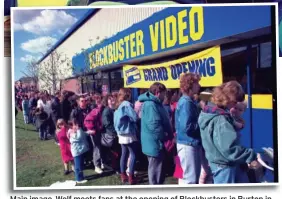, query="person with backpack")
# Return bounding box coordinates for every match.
[84,93,105,174]
[138,82,173,185]
[114,88,139,185]
[101,94,120,173]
